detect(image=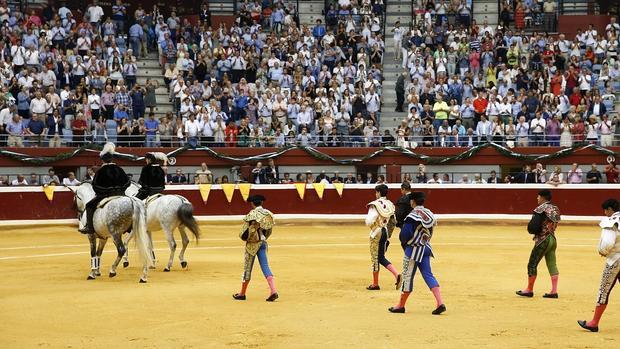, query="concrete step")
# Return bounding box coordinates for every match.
[298,1,324,13]
[137,60,162,69]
